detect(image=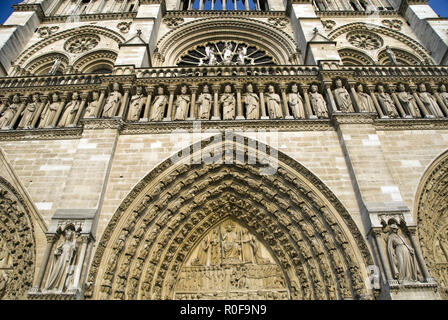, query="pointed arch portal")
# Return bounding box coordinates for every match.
[86,134,374,300]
